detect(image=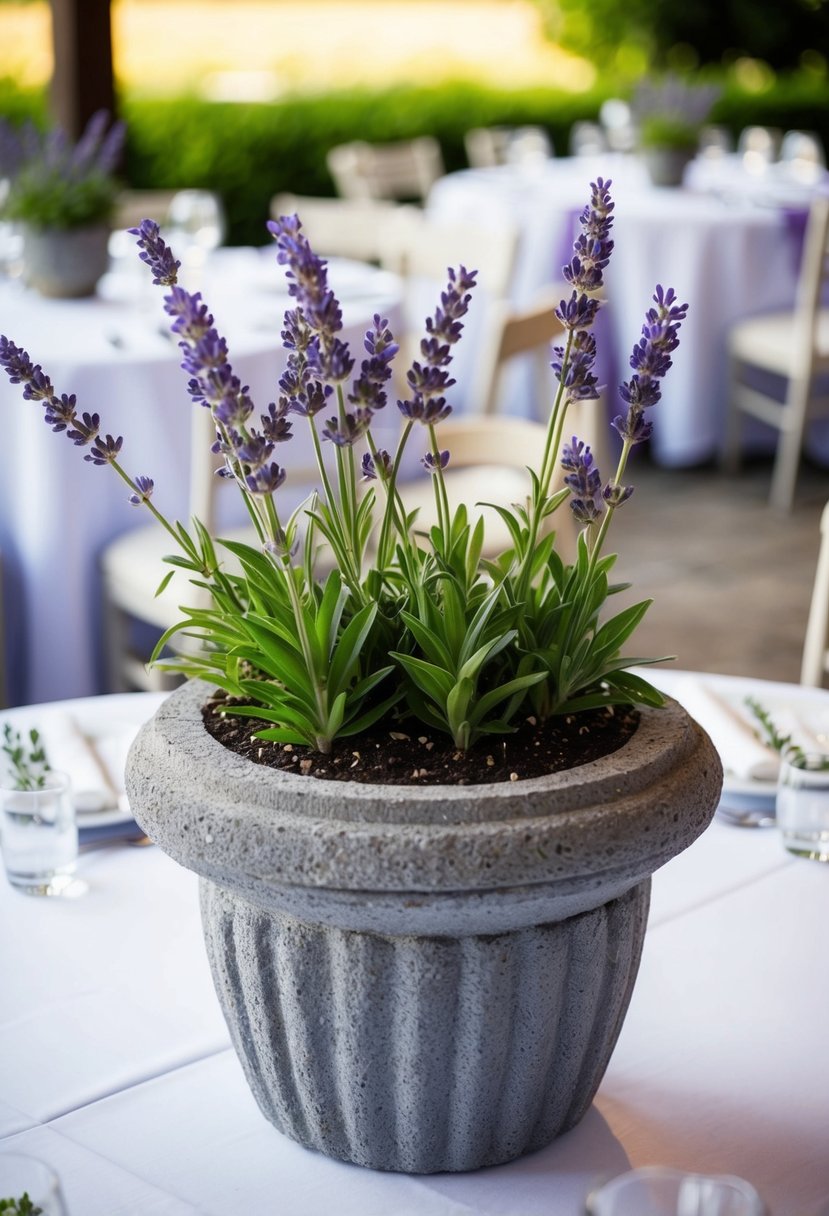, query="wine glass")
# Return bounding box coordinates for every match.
[165,189,226,281]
